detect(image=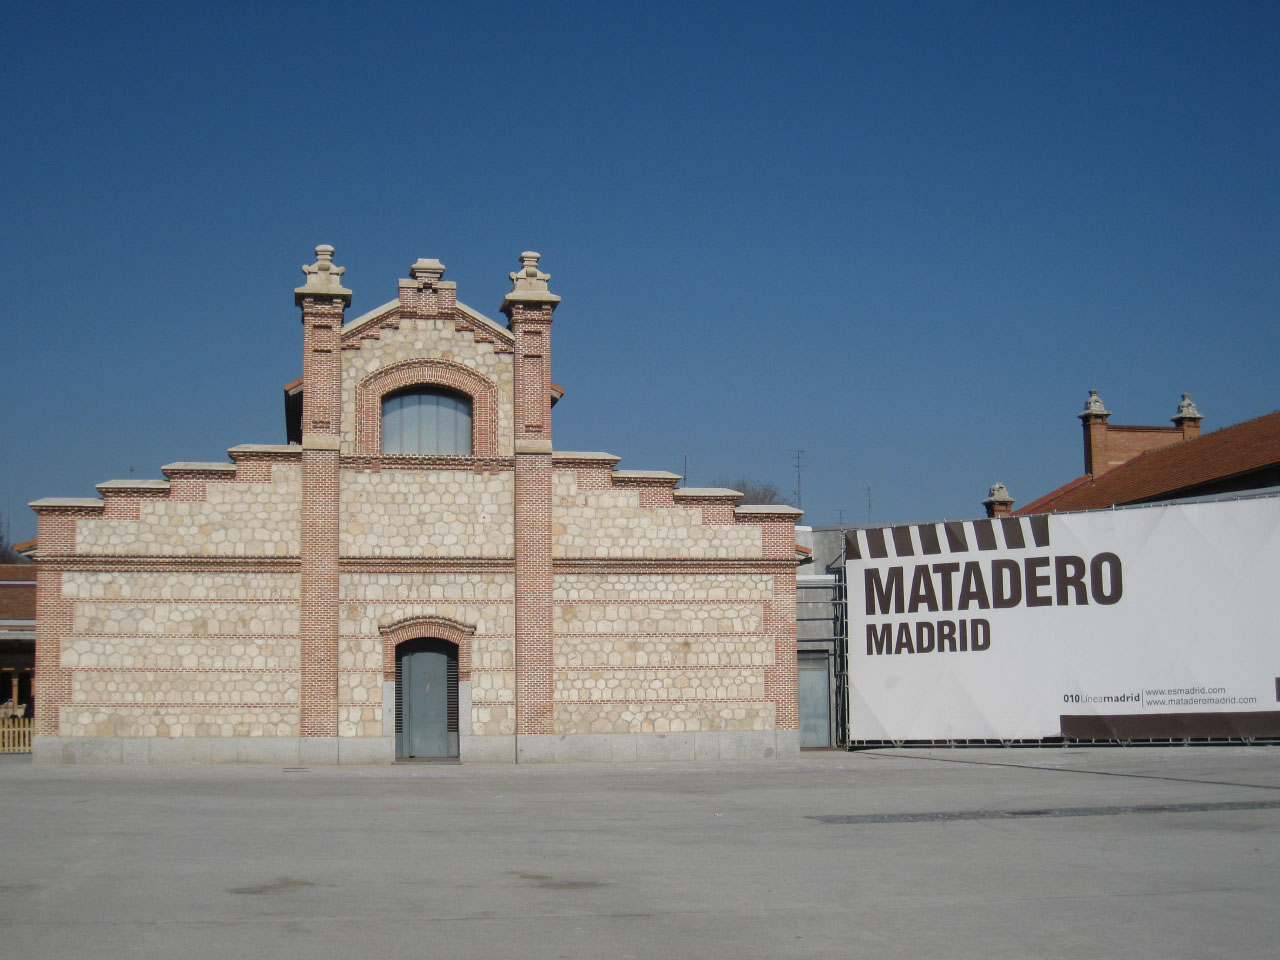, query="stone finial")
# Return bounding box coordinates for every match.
[511,251,549,290]
[982,482,1015,518]
[294,244,352,302]
[1078,388,1111,419]
[409,257,447,287]
[501,250,561,313]
[1172,392,1203,422]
